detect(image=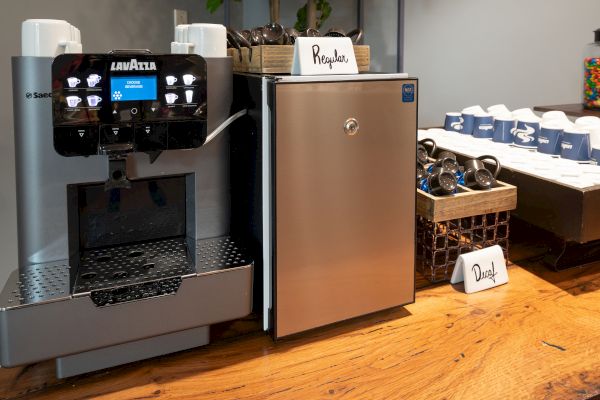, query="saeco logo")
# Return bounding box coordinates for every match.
[25,92,52,99]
